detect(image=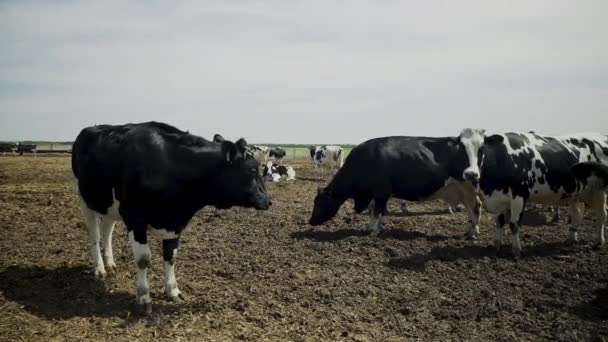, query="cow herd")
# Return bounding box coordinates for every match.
[68,122,607,314]
[0,142,37,156]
